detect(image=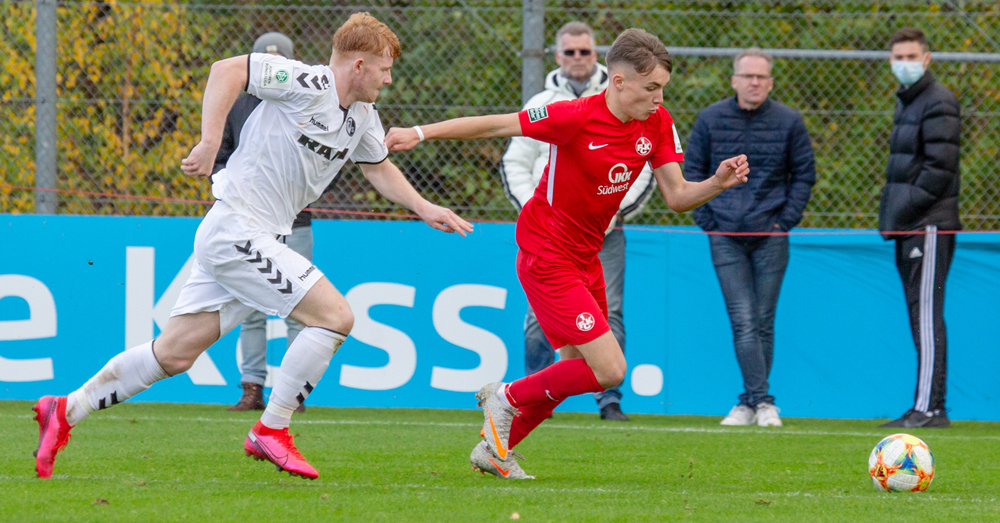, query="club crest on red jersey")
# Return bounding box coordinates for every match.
[576,312,595,331]
[636,136,652,156]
